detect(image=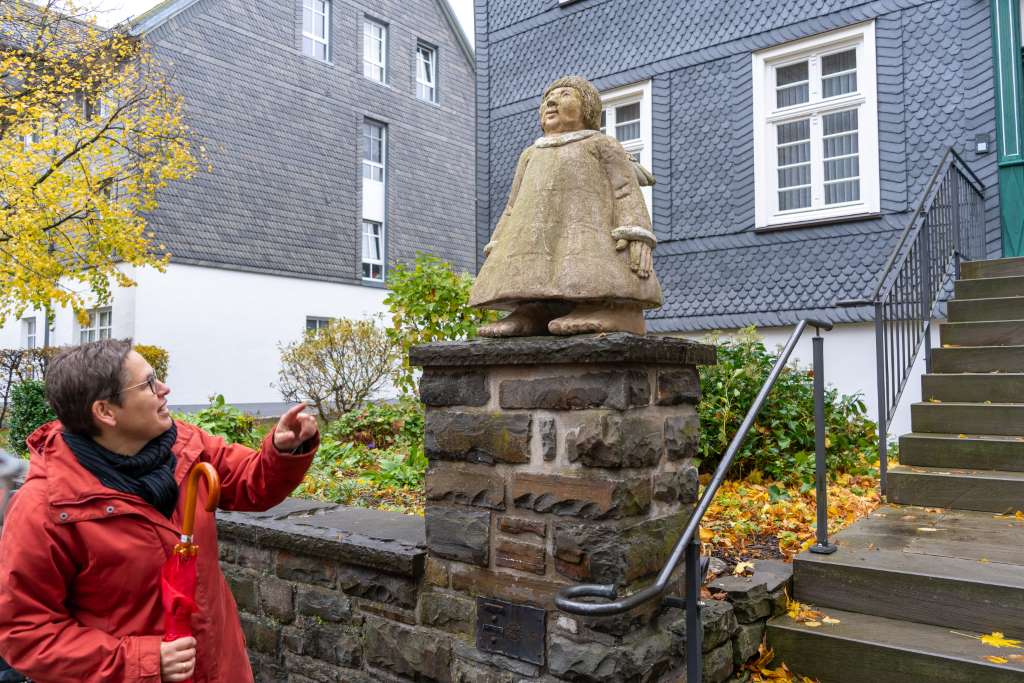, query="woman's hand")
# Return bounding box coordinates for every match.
[161,636,196,682]
[272,403,319,452]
